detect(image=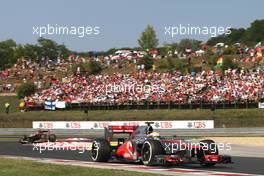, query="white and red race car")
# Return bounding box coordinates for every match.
[91,122,232,167]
